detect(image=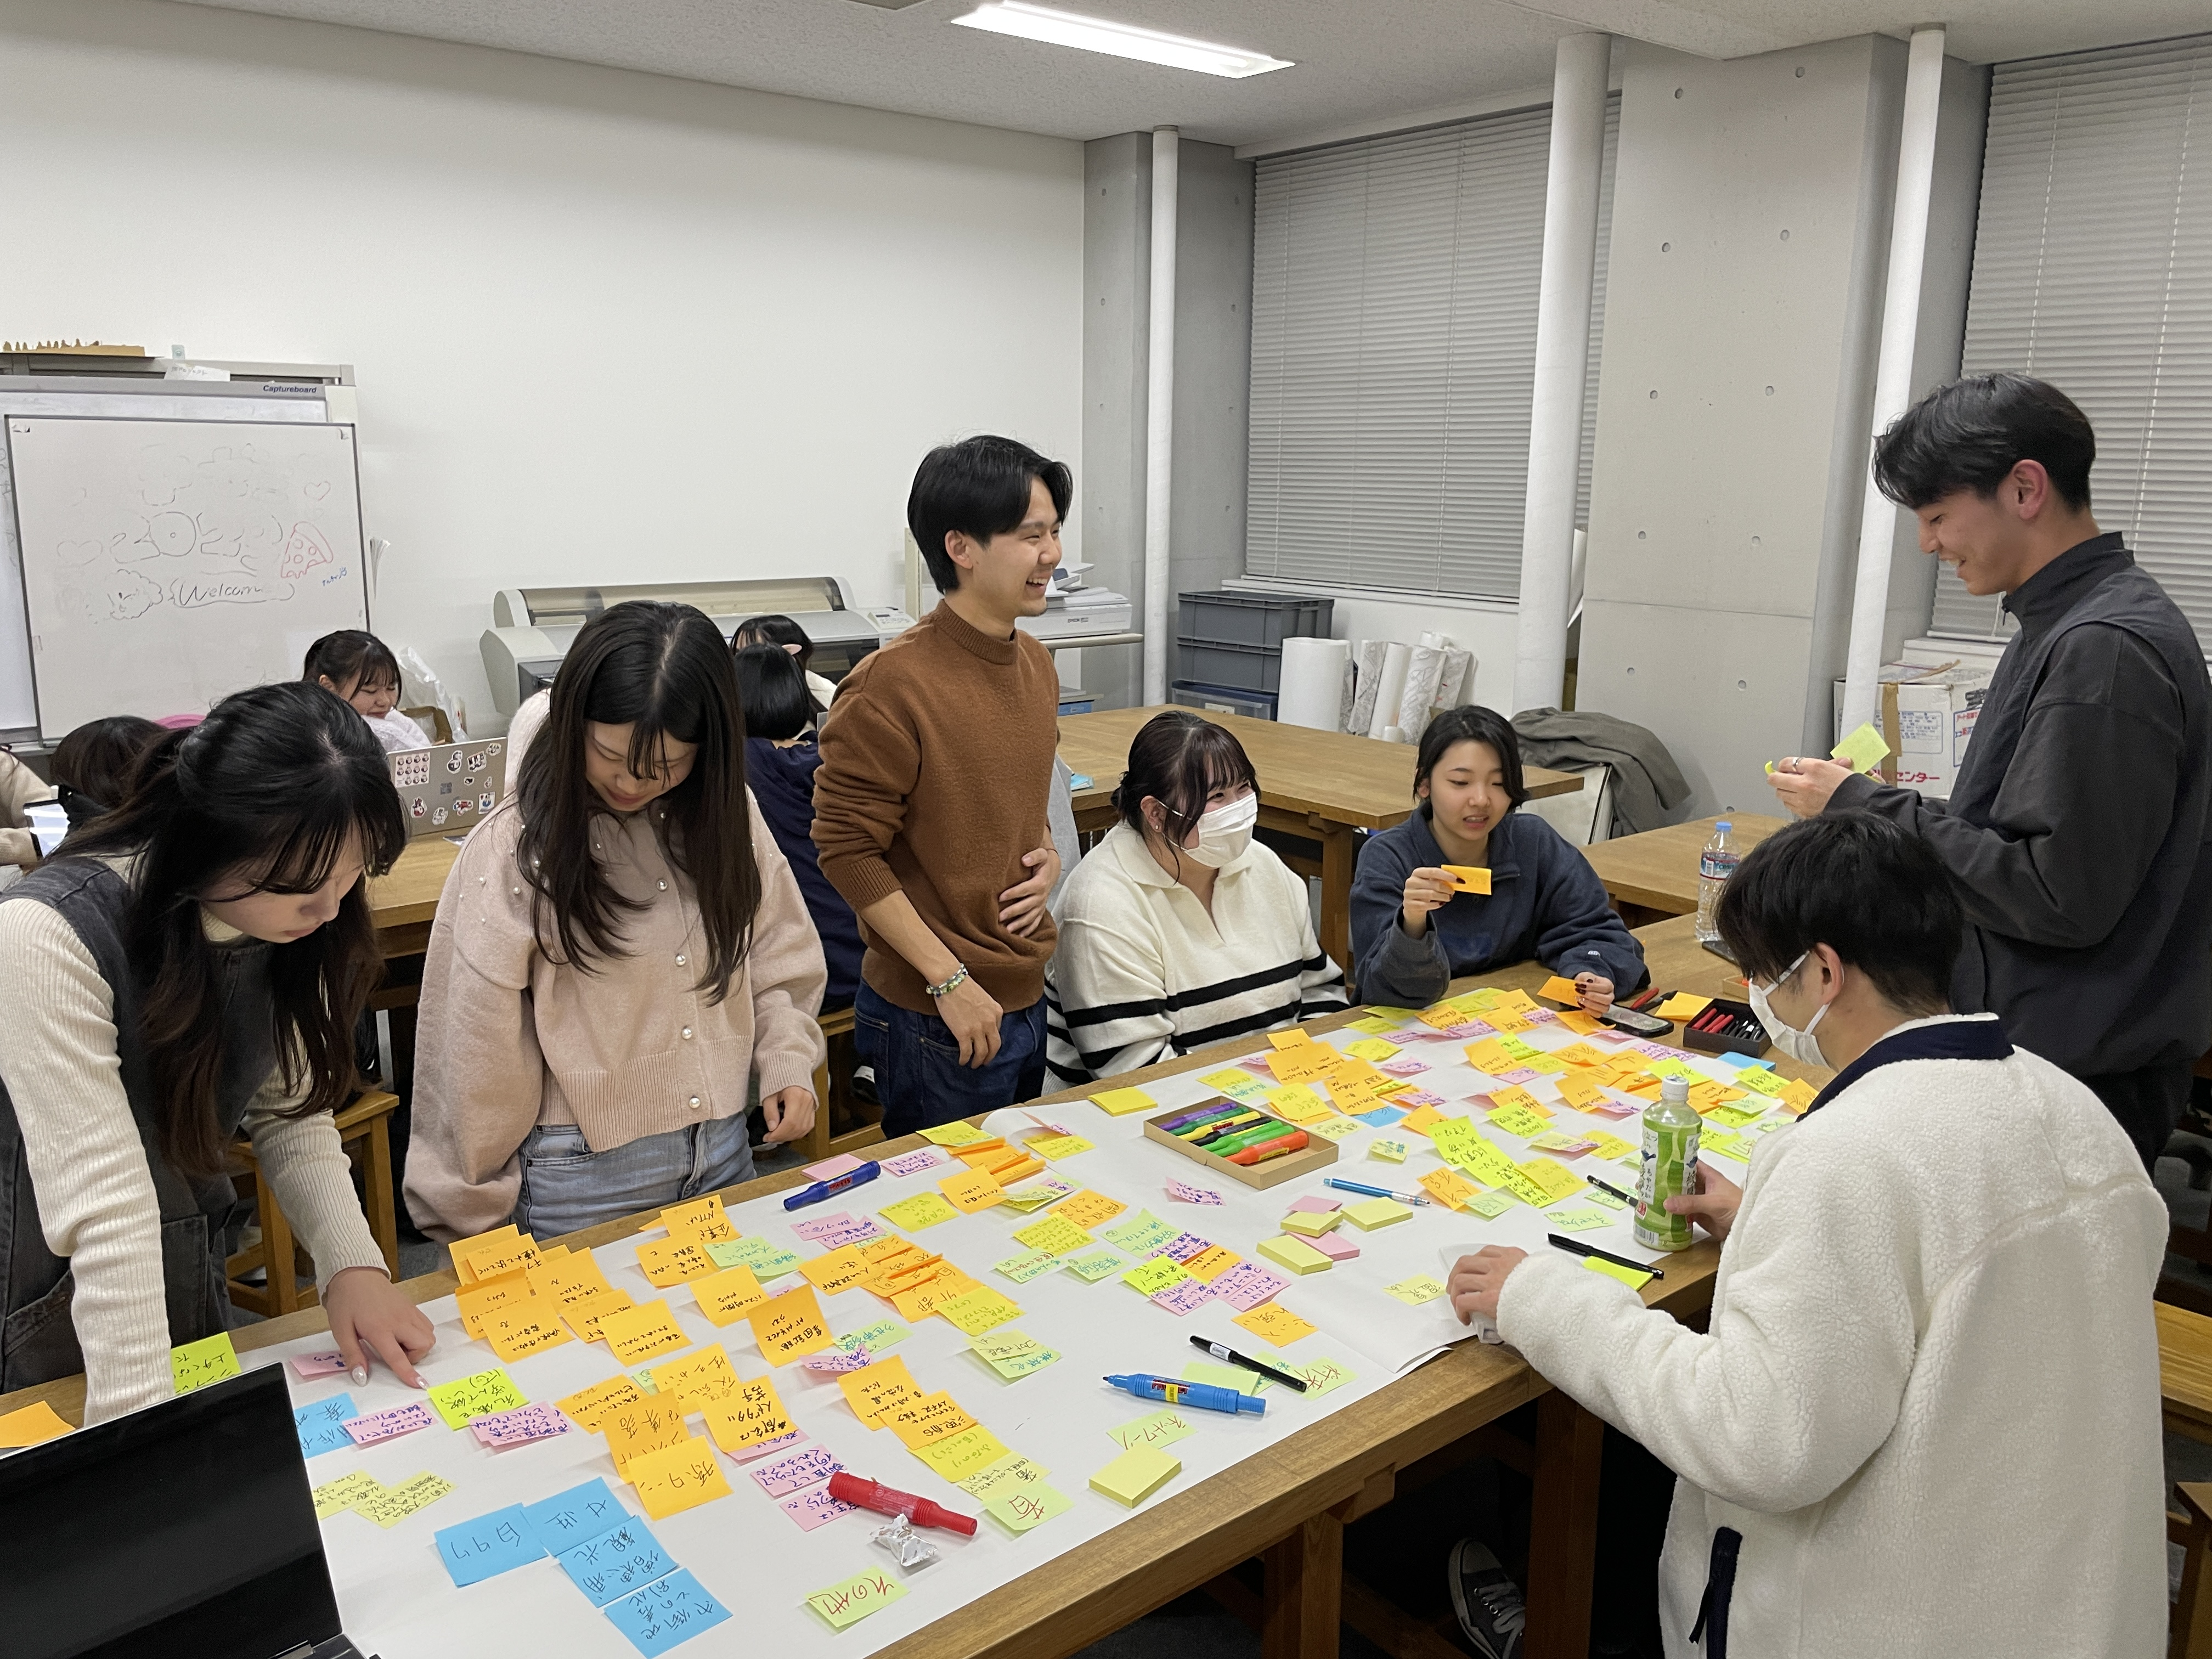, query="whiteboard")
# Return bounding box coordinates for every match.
[5,416,368,738]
